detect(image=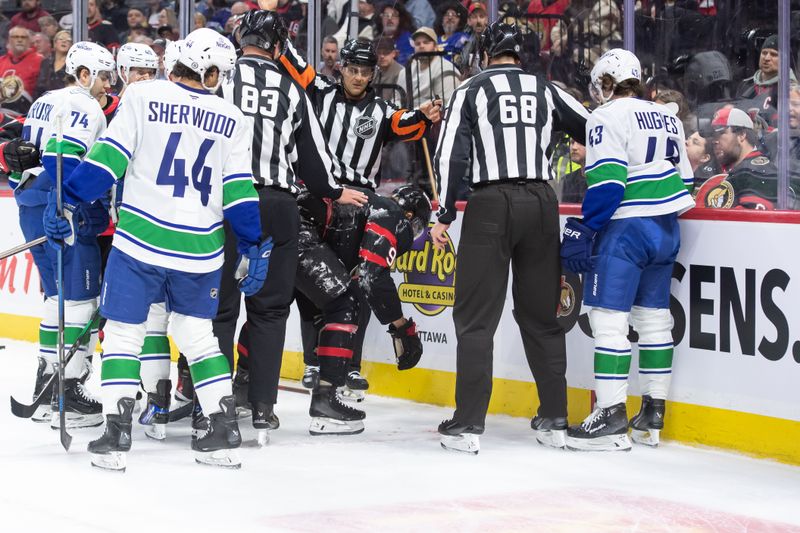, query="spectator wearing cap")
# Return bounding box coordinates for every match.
[708,107,785,209]
[157,8,179,40]
[737,34,797,103]
[9,0,51,33]
[150,38,168,79]
[357,0,377,41]
[435,1,469,62]
[405,0,436,29]
[374,37,403,99]
[397,26,460,108]
[0,26,42,113]
[376,3,416,65]
[37,15,59,39]
[317,36,340,78]
[100,0,130,34]
[467,2,488,34]
[88,0,121,51]
[119,7,151,43]
[59,14,73,32]
[34,29,70,98]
